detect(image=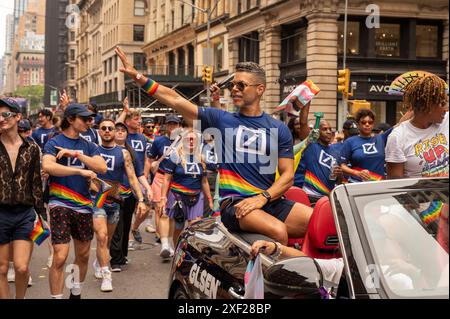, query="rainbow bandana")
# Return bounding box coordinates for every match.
[352,167,384,181]
[49,183,93,208]
[29,214,50,246]
[421,200,444,225]
[93,179,113,209]
[218,169,264,197]
[170,182,199,195]
[144,133,155,144]
[304,171,331,195]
